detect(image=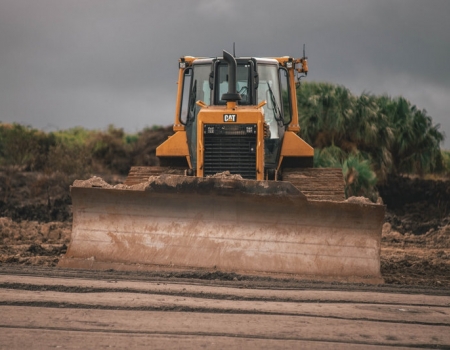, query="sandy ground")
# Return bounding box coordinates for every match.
[0,266,449,349]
